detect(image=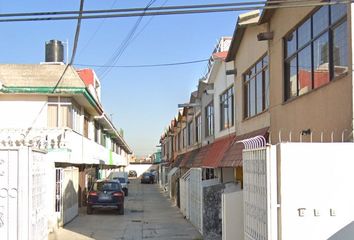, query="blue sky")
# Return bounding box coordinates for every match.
[0,0,244,157]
